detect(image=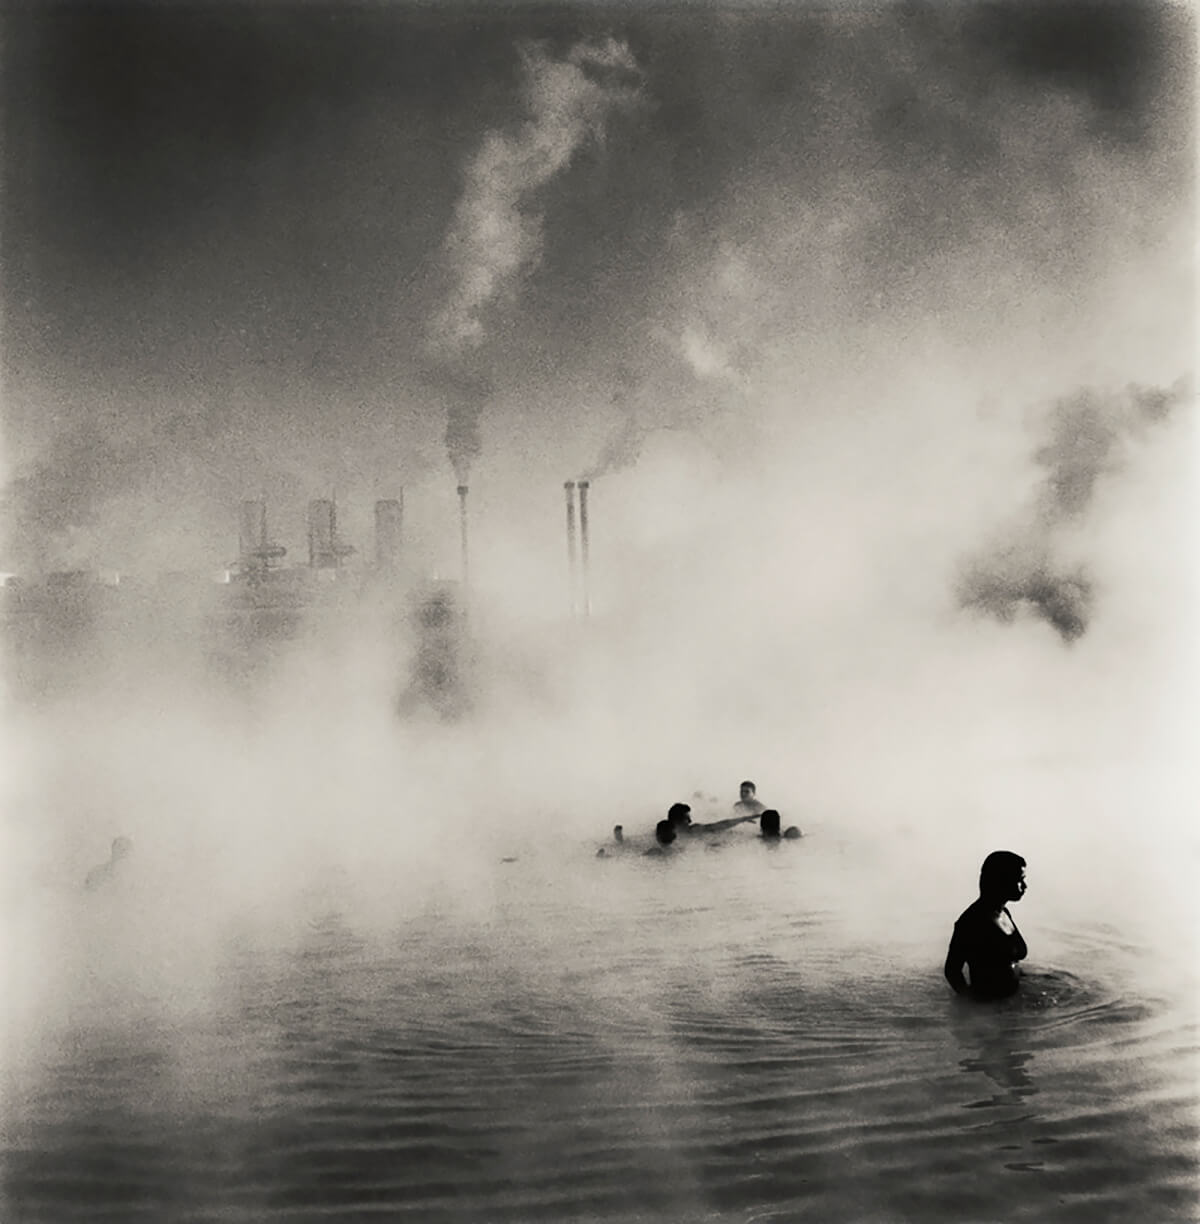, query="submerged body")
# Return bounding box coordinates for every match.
[759,809,802,840]
[945,898,1027,999]
[945,852,1028,1000]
